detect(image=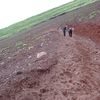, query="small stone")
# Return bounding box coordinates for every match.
[0,62,5,65]
[49,41,52,43]
[37,52,47,59]
[29,56,32,59]
[55,46,57,48]
[28,63,31,66]
[98,51,100,54]
[41,43,43,46]
[6,78,9,80]
[13,71,17,74]
[75,71,79,75]
[22,68,25,71]
[10,74,12,76]
[16,71,22,75]
[8,57,11,60]
[37,67,42,69]
[94,58,96,60]
[16,66,19,68]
